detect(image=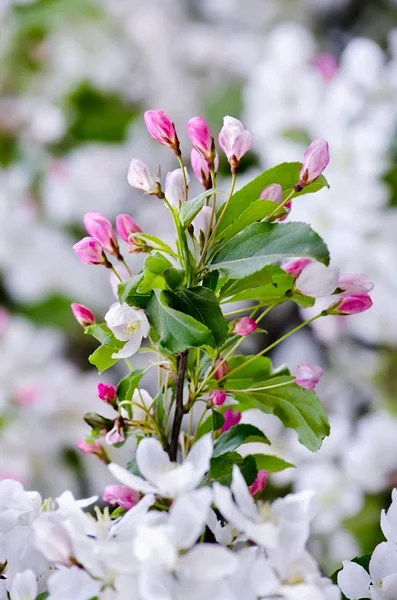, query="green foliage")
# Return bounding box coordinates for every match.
[216,199,281,243]
[138,254,173,293]
[207,452,257,486]
[211,222,330,279]
[118,275,153,309]
[36,593,50,600]
[146,288,227,353]
[13,0,98,29]
[16,294,76,330]
[117,370,144,404]
[146,291,212,353]
[229,375,330,452]
[219,355,273,390]
[252,454,295,473]
[63,82,139,148]
[212,424,270,458]
[219,265,294,304]
[86,327,124,373]
[216,162,329,234]
[196,410,225,439]
[179,190,221,228]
